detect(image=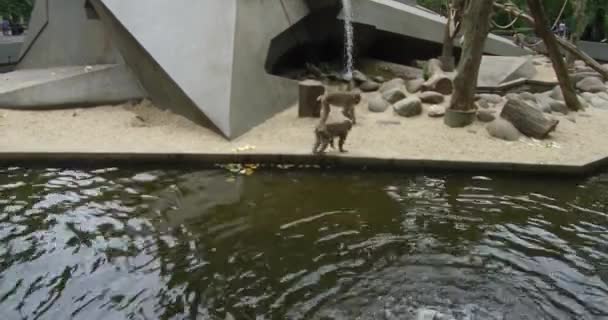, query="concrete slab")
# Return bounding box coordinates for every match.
[348,0,530,57]
[478,56,537,87]
[0,65,144,109]
[579,41,608,62]
[0,36,23,65]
